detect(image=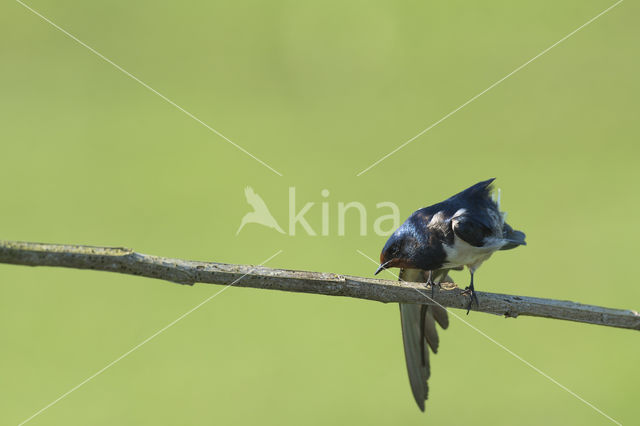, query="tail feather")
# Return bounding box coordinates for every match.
[430,304,449,330]
[422,306,440,353]
[398,268,449,412]
[400,303,429,412]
